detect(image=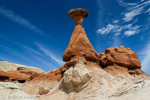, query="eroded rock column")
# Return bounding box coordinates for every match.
[63,8,98,62]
